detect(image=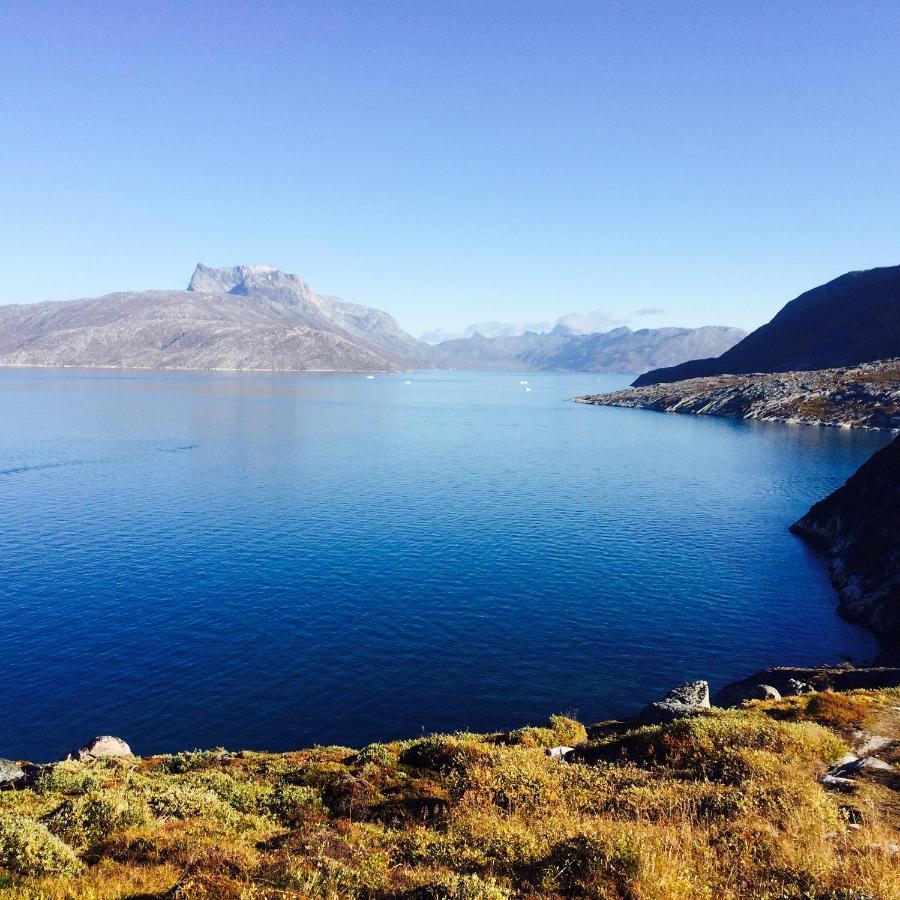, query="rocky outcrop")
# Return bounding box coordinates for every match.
[715,665,900,707]
[0,264,432,373]
[636,680,710,724]
[68,736,132,761]
[0,759,24,787]
[634,263,900,387]
[573,359,900,430]
[790,435,900,639]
